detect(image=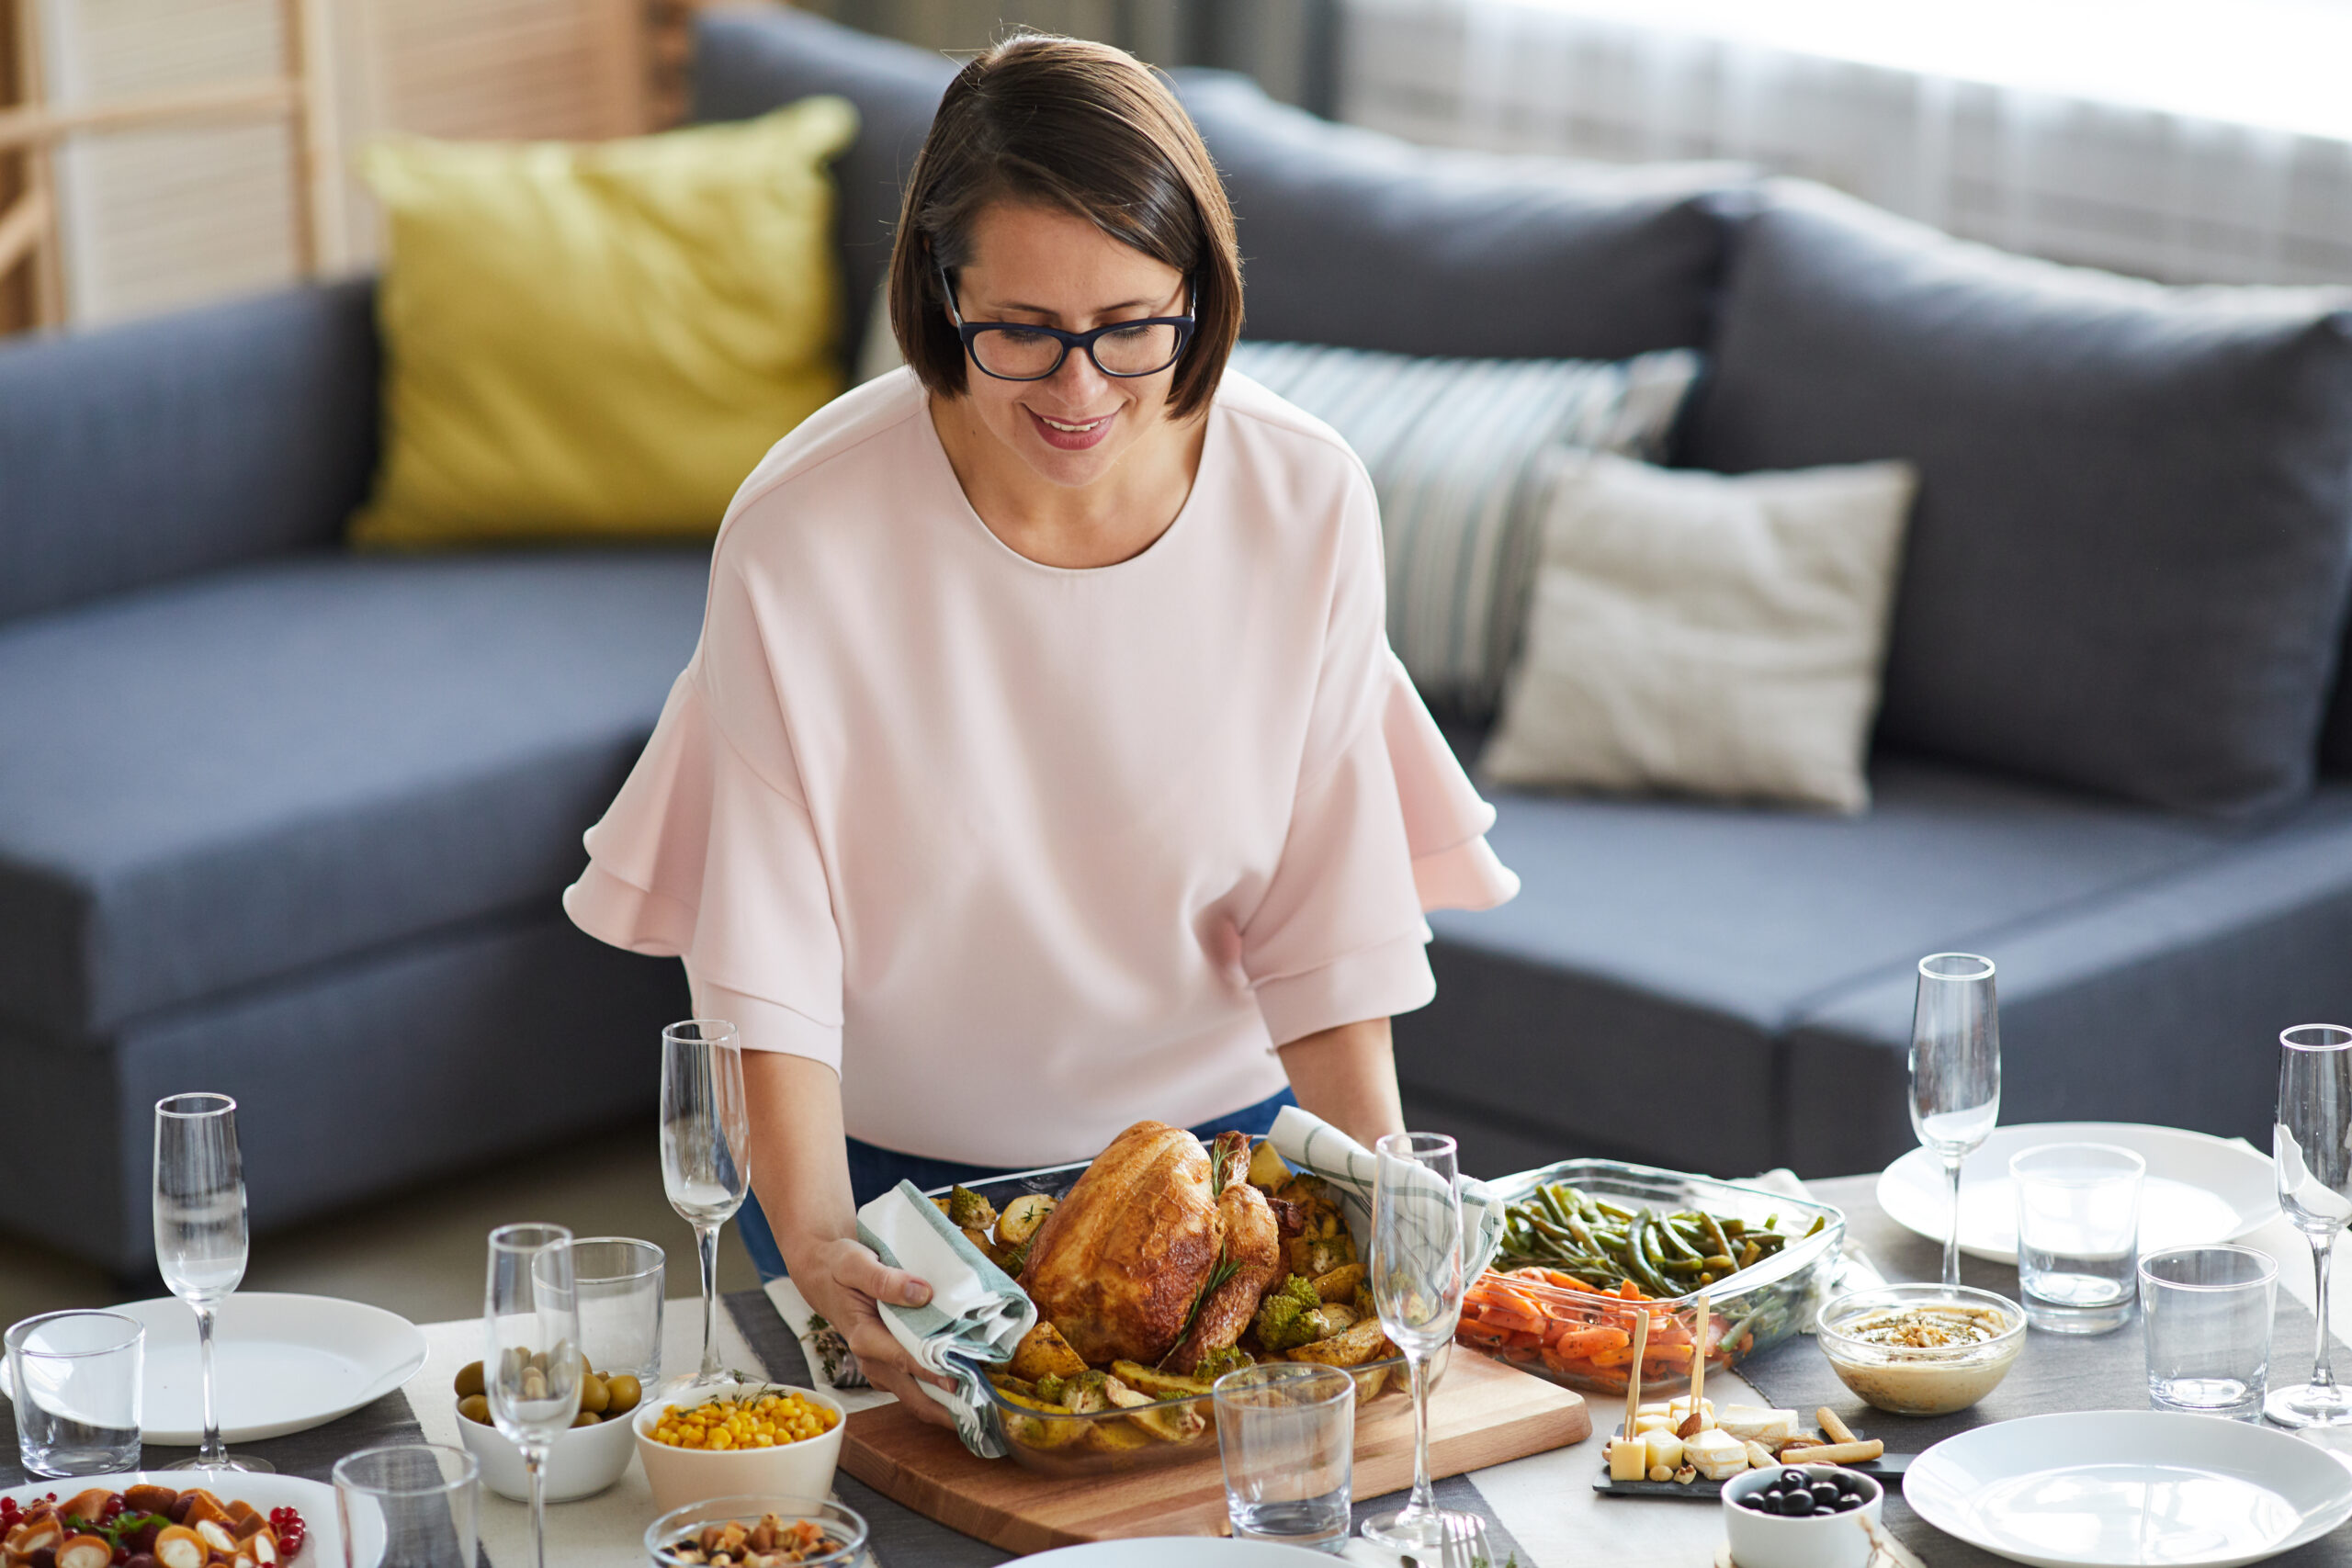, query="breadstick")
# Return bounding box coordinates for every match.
[1817,1406,1857,1446]
[1689,1292,1708,1417]
[1779,1438,1884,1465]
[1624,1311,1650,1431]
